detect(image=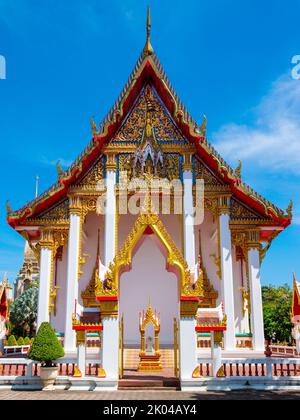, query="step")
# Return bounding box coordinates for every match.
[118,387,180,391]
[124,349,175,369]
[118,379,180,390]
